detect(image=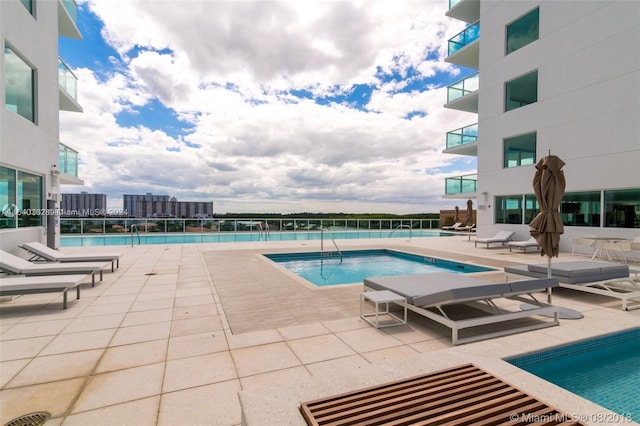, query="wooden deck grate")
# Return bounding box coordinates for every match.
[300,364,586,425]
